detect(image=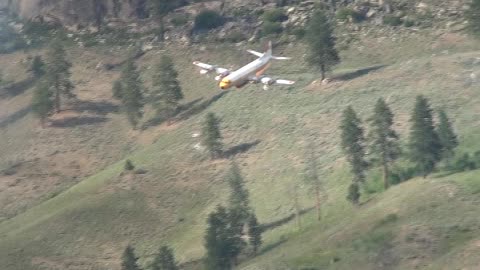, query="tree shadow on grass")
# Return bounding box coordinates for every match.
[0,77,36,98]
[142,98,204,129]
[259,207,315,232]
[50,116,108,128]
[175,91,229,121]
[69,100,120,115]
[223,140,261,158]
[0,106,32,128]
[257,237,289,256]
[332,65,387,81]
